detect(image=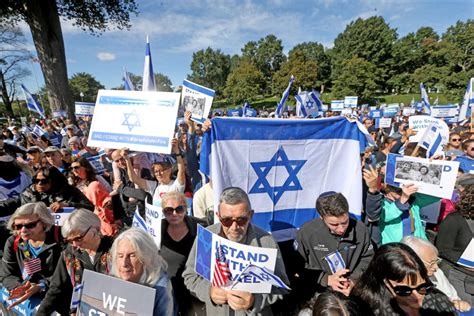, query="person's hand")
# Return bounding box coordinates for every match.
[7,282,41,309]
[171,137,179,154]
[363,166,379,193]
[327,269,350,293]
[339,279,354,297]
[227,290,254,311]
[406,128,417,137]
[452,299,471,312]
[202,119,212,133]
[209,286,228,305]
[119,148,129,159]
[400,183,418,204]
[49,201,67,213]
[184,111,192,124]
